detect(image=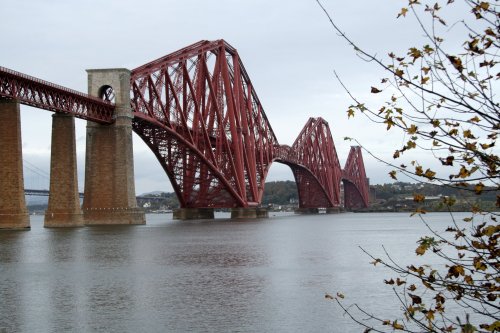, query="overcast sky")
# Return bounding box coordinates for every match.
[2,0,440,194]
